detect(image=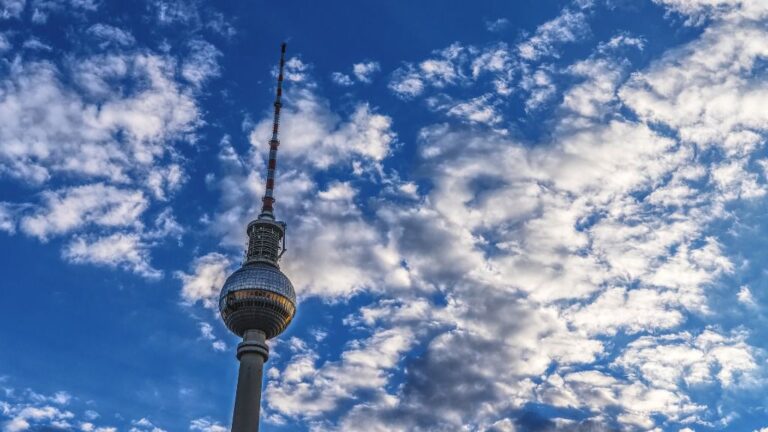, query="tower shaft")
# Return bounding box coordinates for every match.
[232,330,269,432]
